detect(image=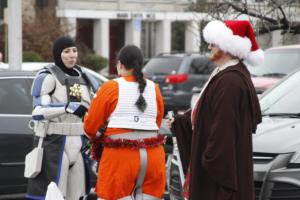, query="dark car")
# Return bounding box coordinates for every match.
[0,71,34,199]
[143,52,215,113]
[0,68,107,199]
